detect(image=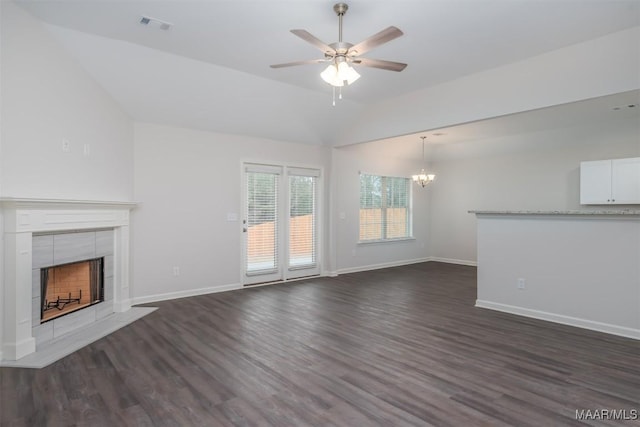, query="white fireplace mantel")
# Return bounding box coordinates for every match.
[1,198,137,361]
